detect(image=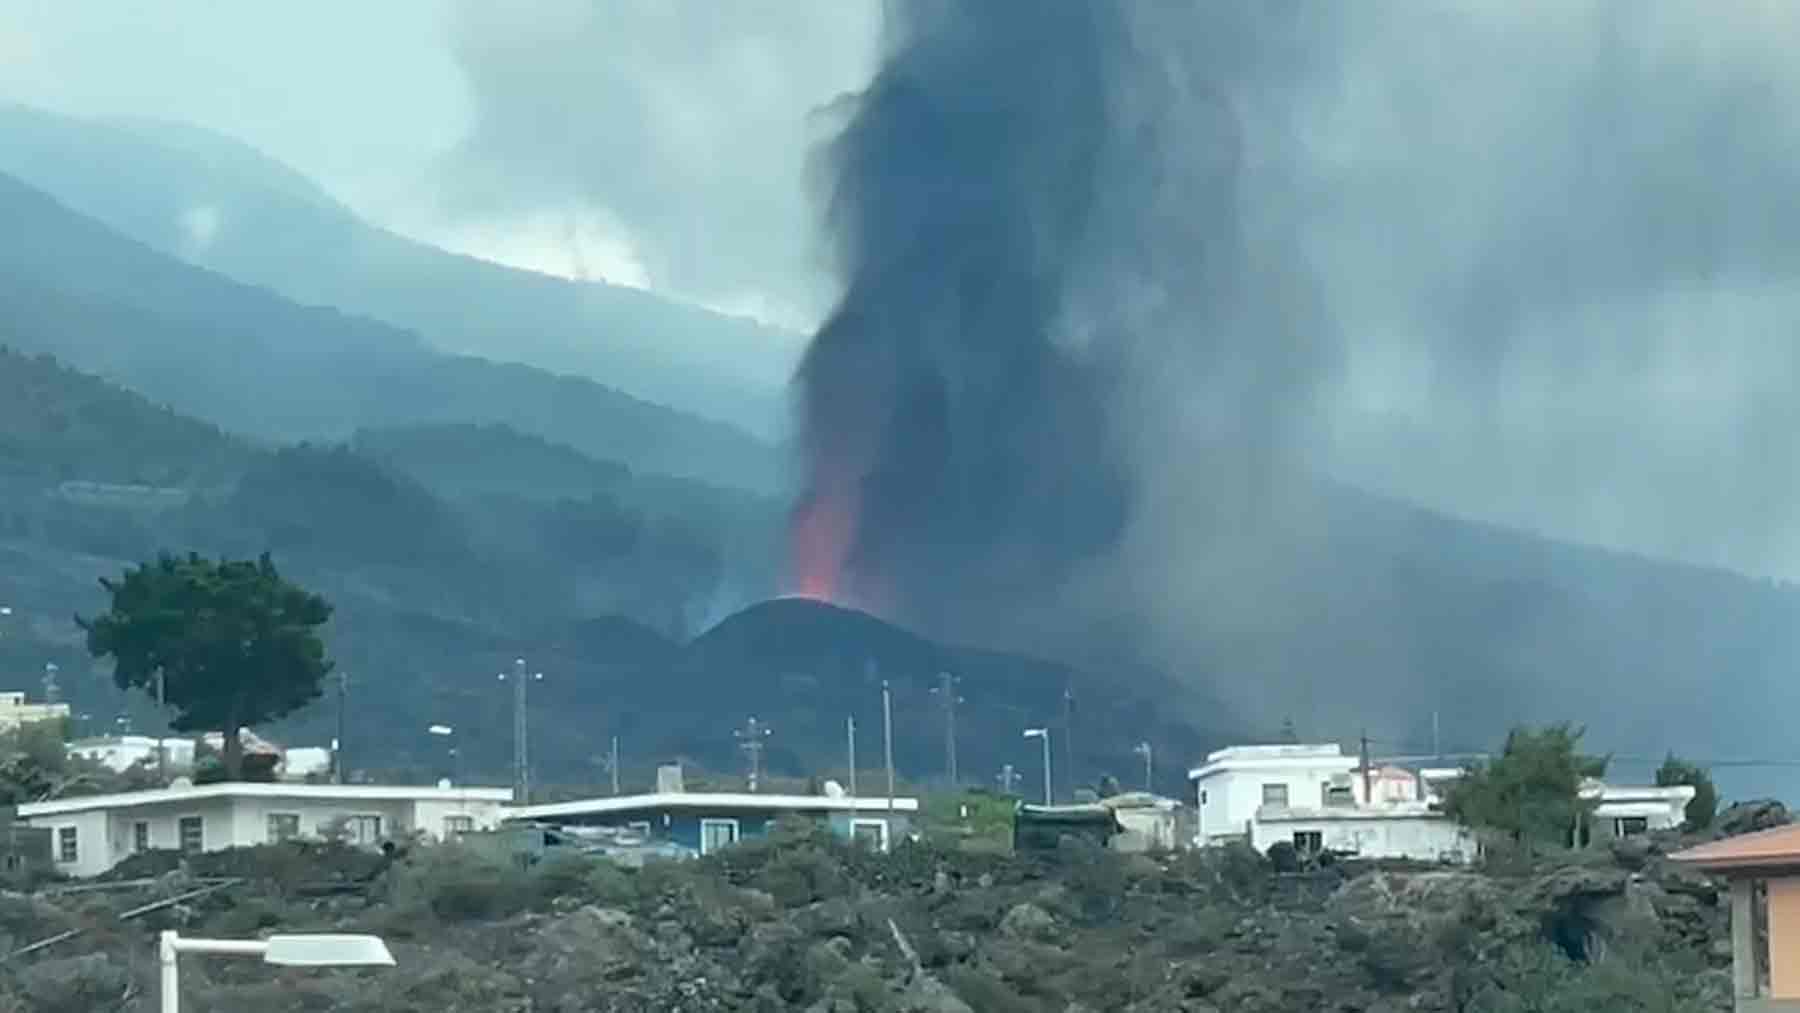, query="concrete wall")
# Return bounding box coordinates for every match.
[1251,813,1477,864]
